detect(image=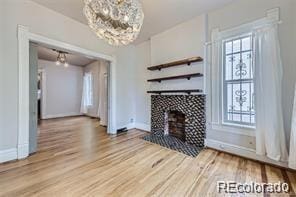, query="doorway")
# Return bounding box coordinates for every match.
[29,43,111,154]
[17,26,116,159]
